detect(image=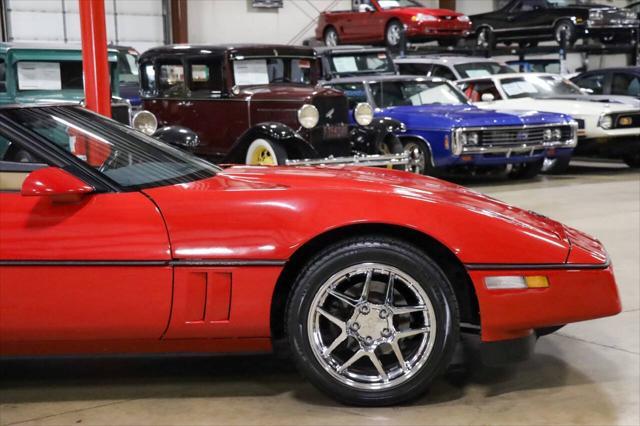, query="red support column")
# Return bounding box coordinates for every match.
[79,0,111,117]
